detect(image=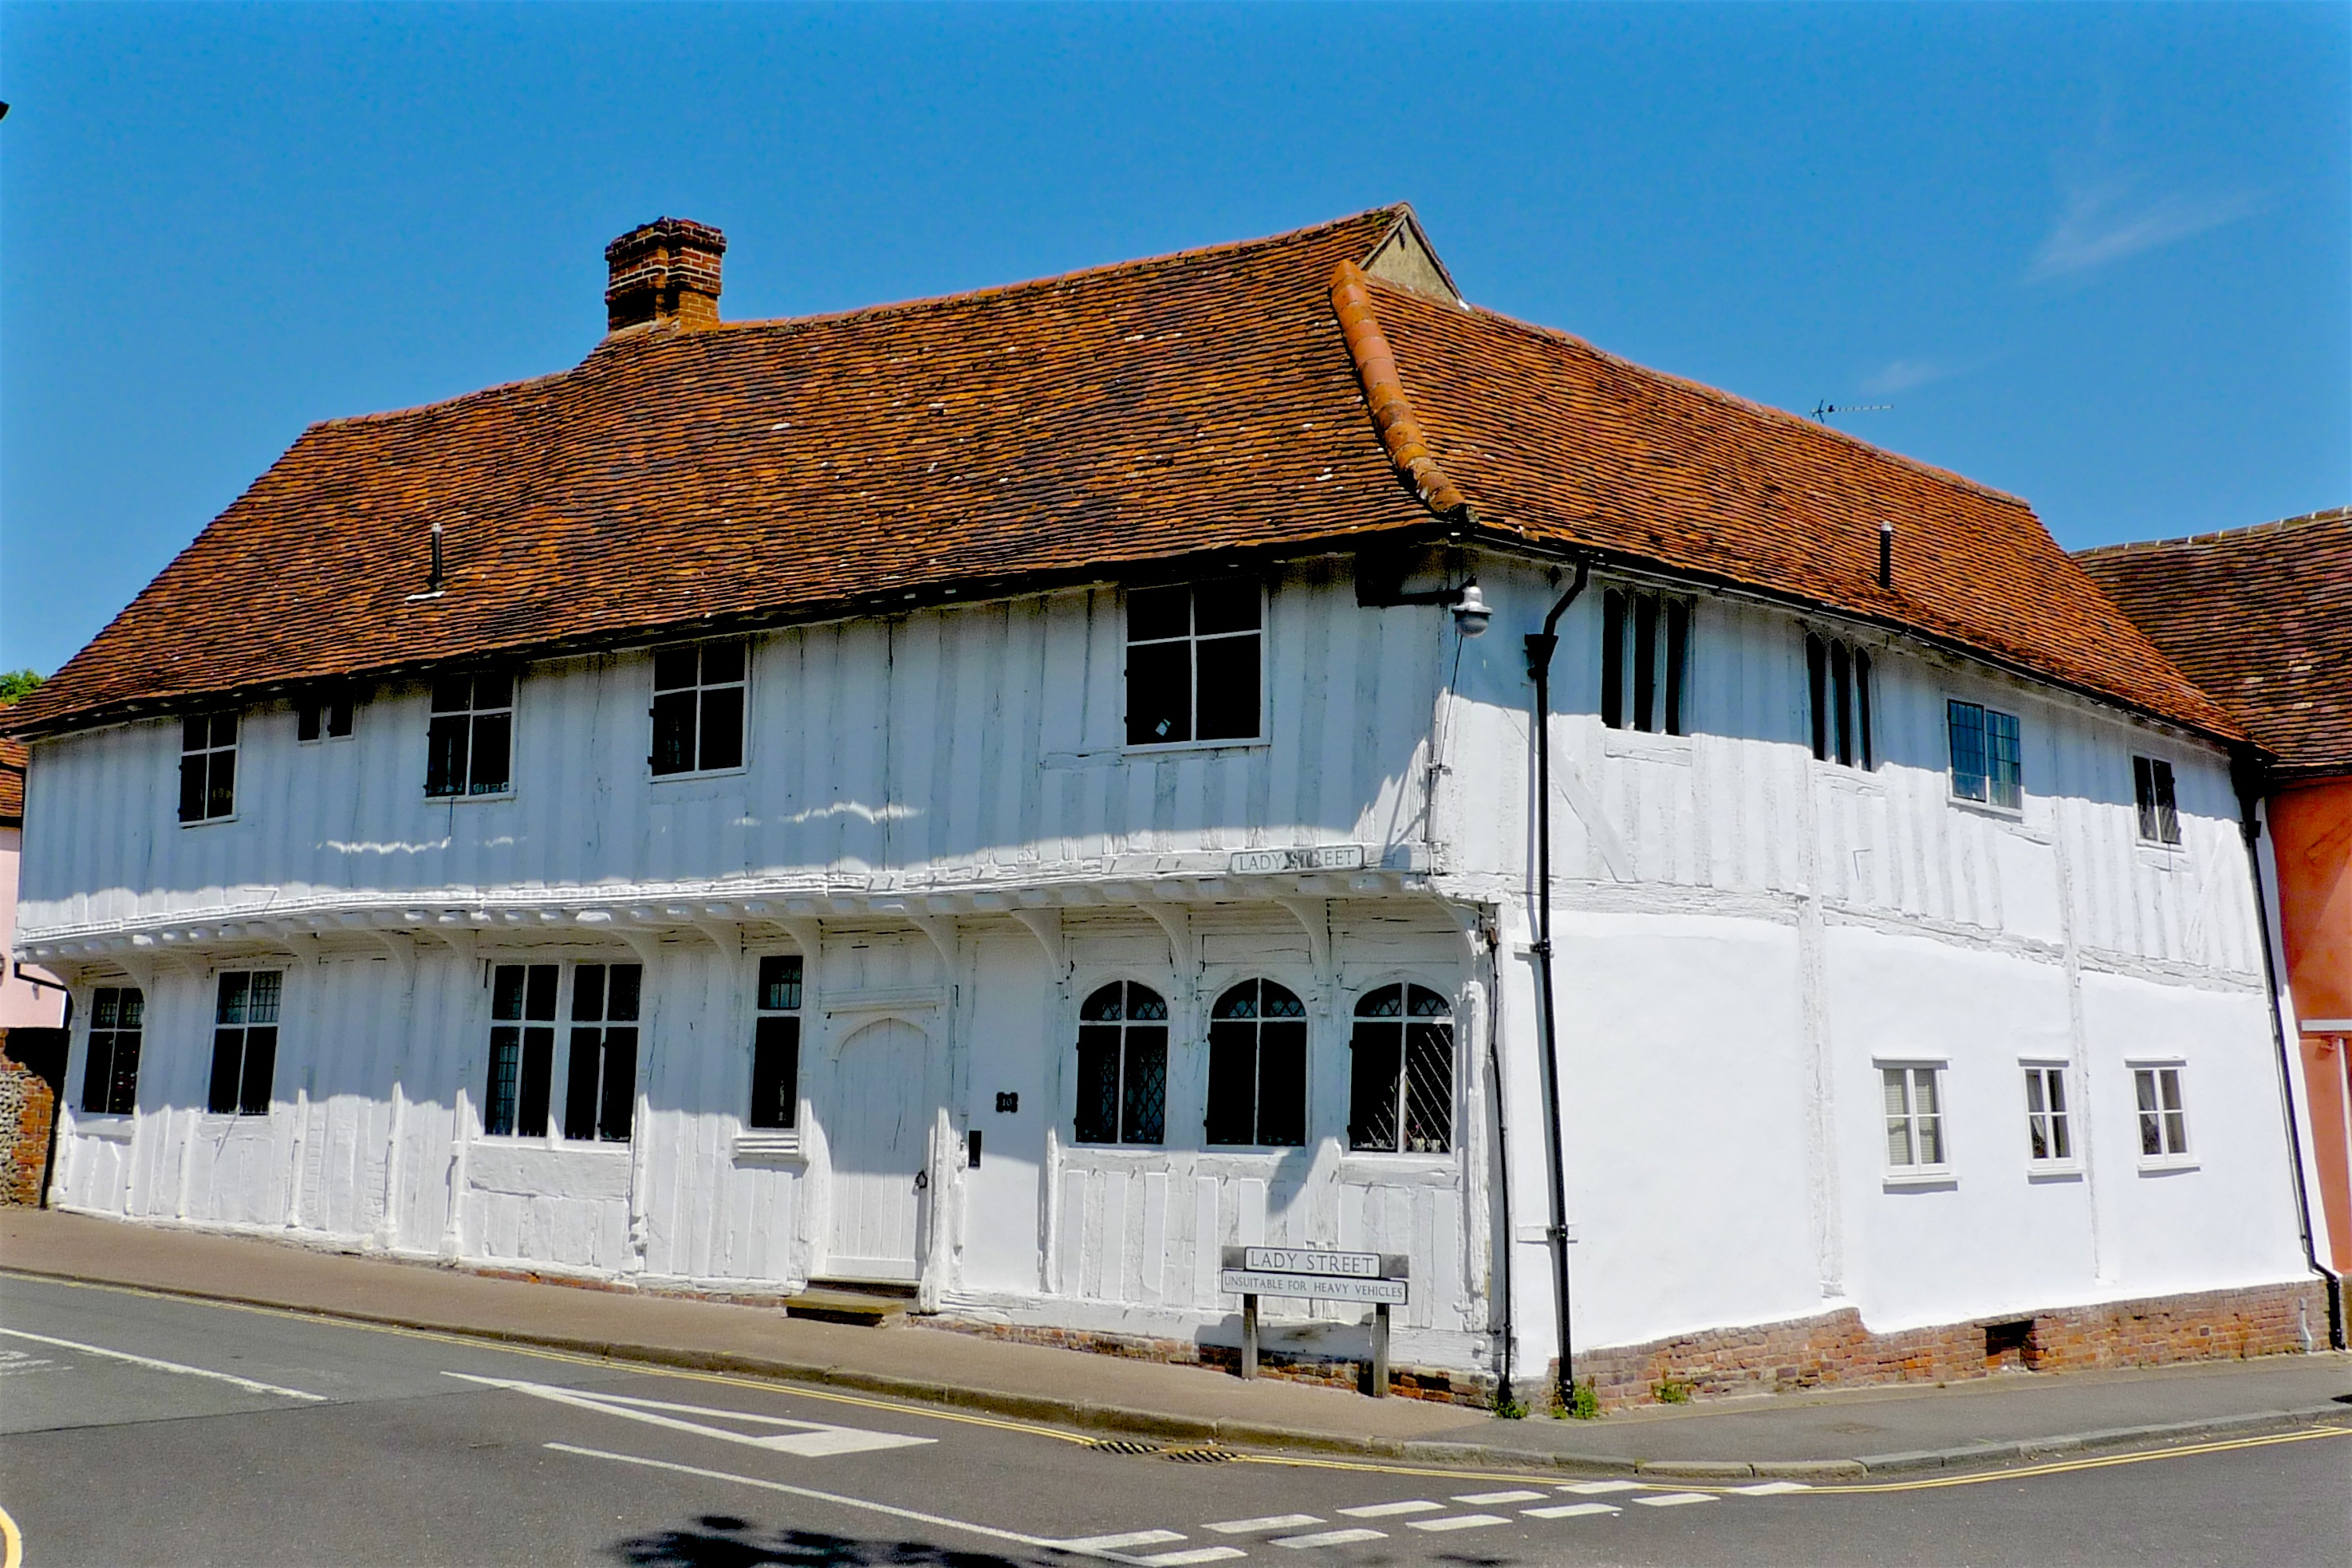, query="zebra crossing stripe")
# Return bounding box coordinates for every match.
[1633,1491,1717,1507]
[1271,1528,1387,1549]
[1453,1489,1546,1504]
[1132,1550,1246,1566]
[1562,1479,1644,1494]
[1524,1503,1621,1519]
[1407,1514,1510,1532]
[1206,1515,1323,1535]
[1061,1529,1187,1549]
[1338,1499,1443,1518]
